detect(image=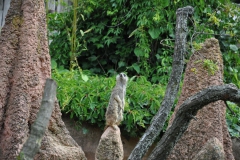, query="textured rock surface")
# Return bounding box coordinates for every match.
[232,138,240,160]
[63,115,240,160]
[167,38,234,160]
[0,0,86,159]
[95,126,124,160]
[193,137,225,160]
[62,115,155,160]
